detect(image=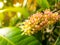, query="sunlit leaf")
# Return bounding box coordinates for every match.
[0,27,42,45]
[1,7,29,19]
